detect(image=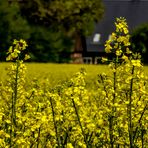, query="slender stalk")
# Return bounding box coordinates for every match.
[71,98,88,147]
[36,126,41,148]
[141,128,144,148]
[109,115,114,148]
[63,131,68,146]
[13,61,19,125]
[49,97,60,147]
[128,66,134,148]
[133,103,147,143]
[113,58,117,105]
[10,61,19,146]
[109,57,118,148]
[10,92,14,147]
[87,132,93,145]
